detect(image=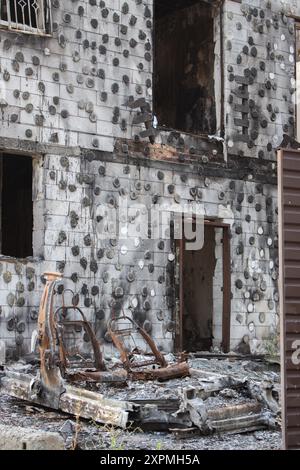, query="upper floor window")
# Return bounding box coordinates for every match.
[0,0,52,35]
[154,0,219,136]
[296,24,300,141]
